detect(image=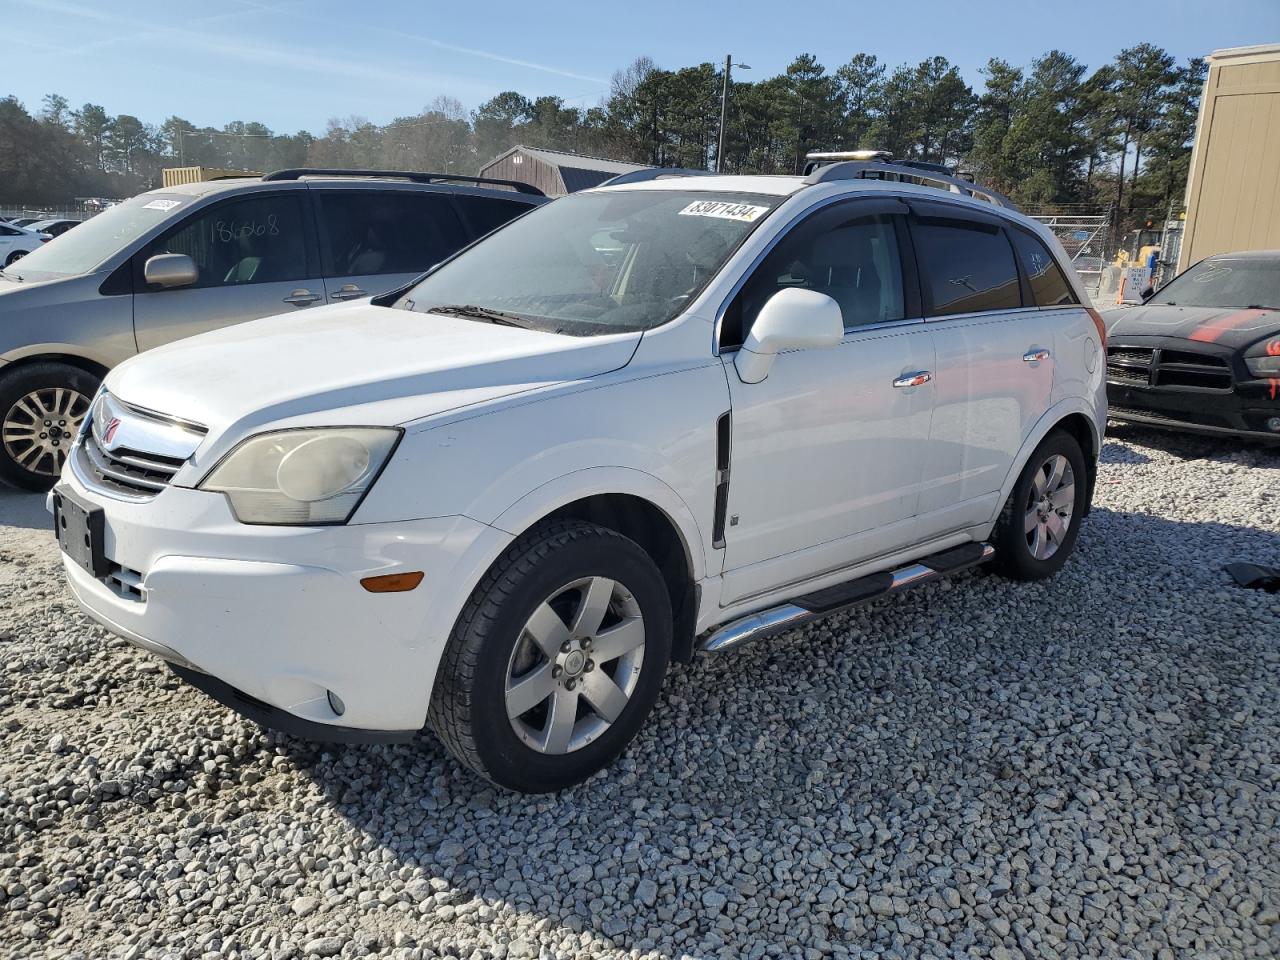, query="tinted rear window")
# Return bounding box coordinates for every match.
[912,216,1021,317]
[459,195,535,238]
[316,191,469,277]
[1010,229,1077,306]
